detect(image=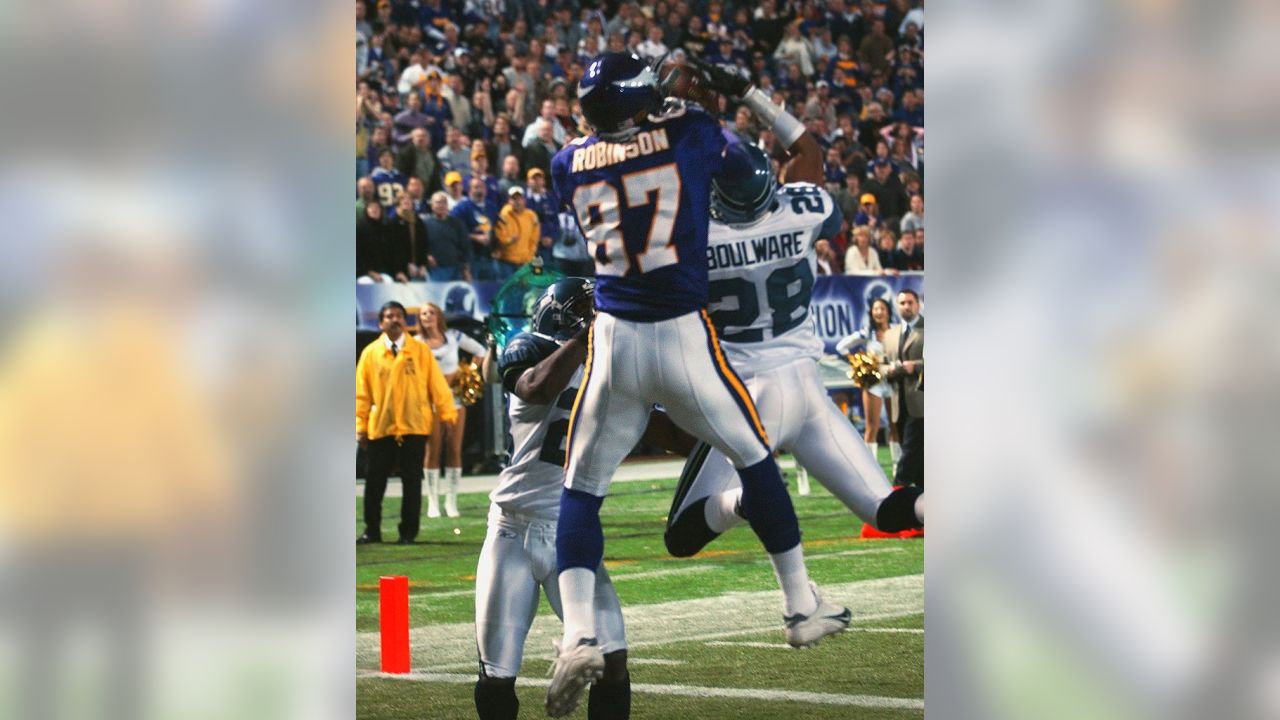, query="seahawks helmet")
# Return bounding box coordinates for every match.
[578,53,660,138]
[711,143,778,224]
[531,277,596,343]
